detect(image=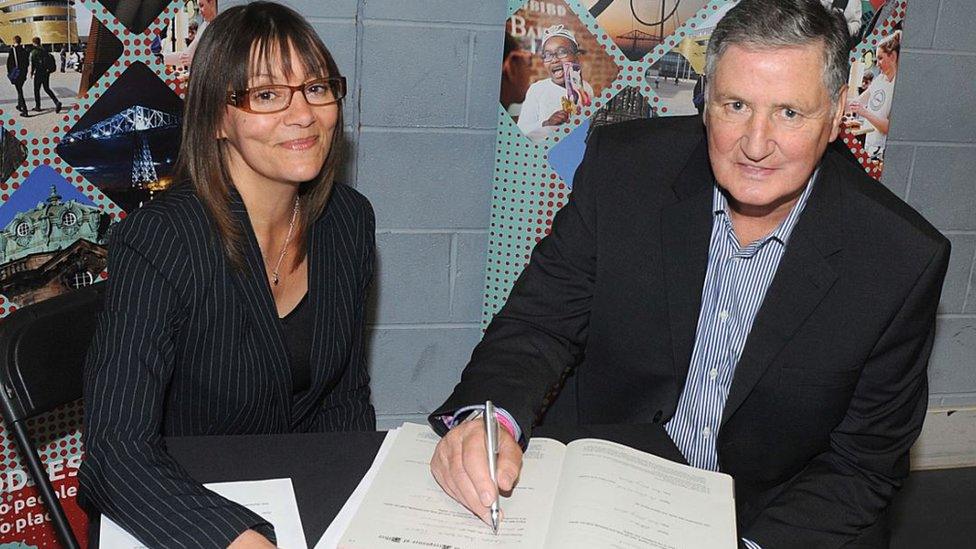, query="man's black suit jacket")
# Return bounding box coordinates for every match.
[433,116,950,547]
[80,183,376,548]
